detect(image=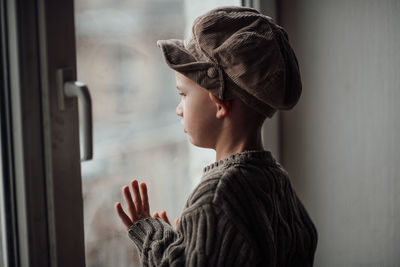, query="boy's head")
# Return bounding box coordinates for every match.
[175,71,267,148]
[157,6,302,119]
